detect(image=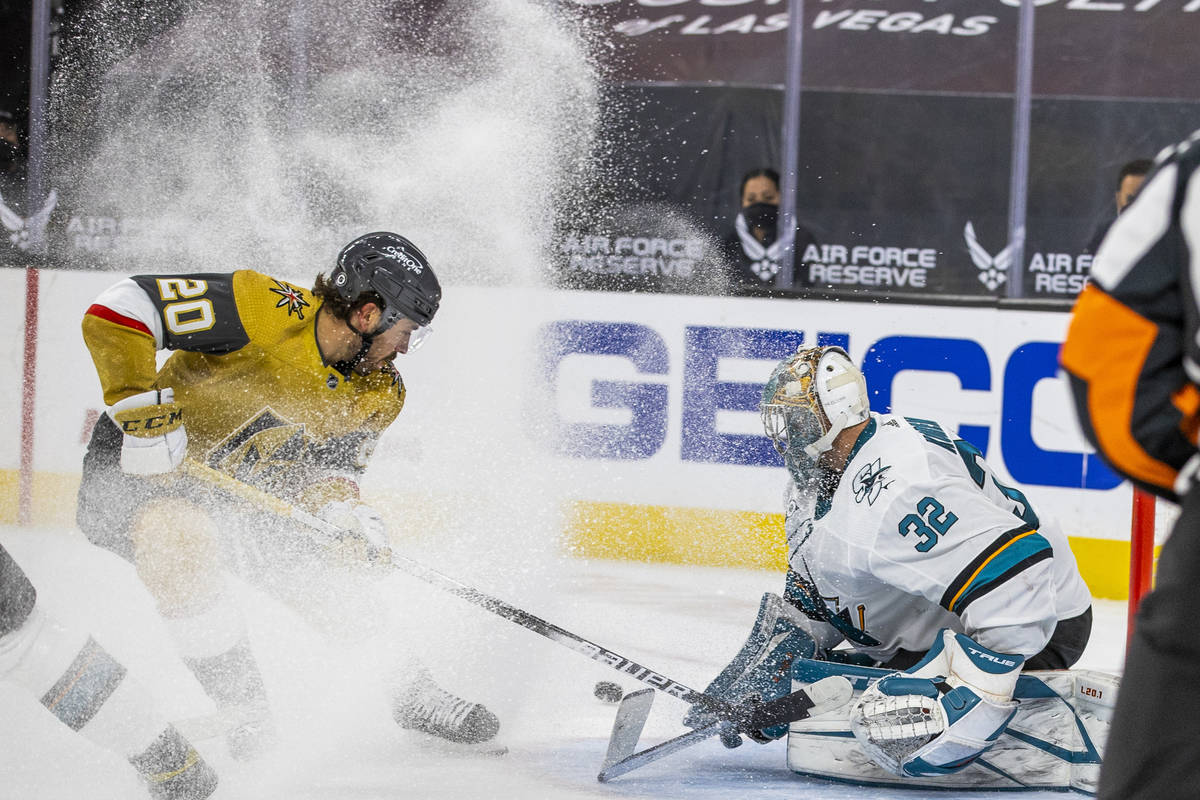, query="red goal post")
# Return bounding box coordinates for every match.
[1128,487,1157,643]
